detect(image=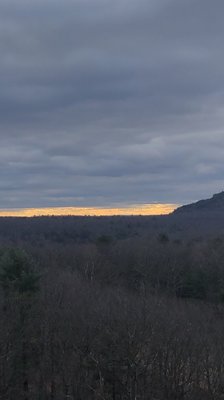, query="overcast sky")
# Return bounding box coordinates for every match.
[1,0,224,208]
